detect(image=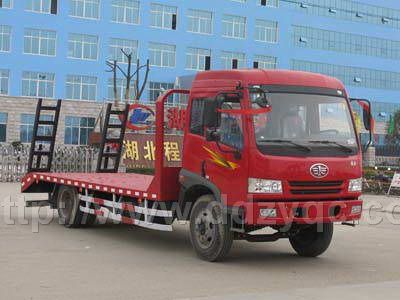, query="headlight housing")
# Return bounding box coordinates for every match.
[248,178,283,194]
[348,178,362,192]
